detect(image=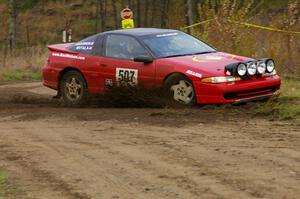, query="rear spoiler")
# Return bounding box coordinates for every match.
[48,43,77,54]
